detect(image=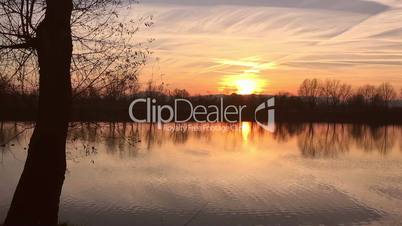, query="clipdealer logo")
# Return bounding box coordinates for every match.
[128,97,275,132]
[254,98,275,132]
